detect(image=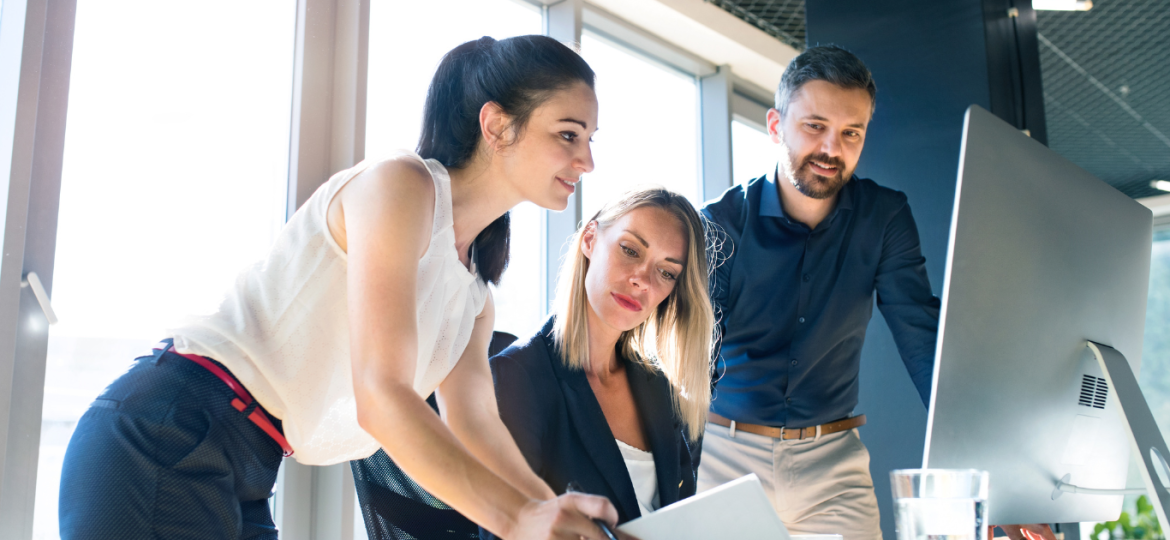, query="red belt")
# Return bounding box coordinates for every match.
[158,344,294,457]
